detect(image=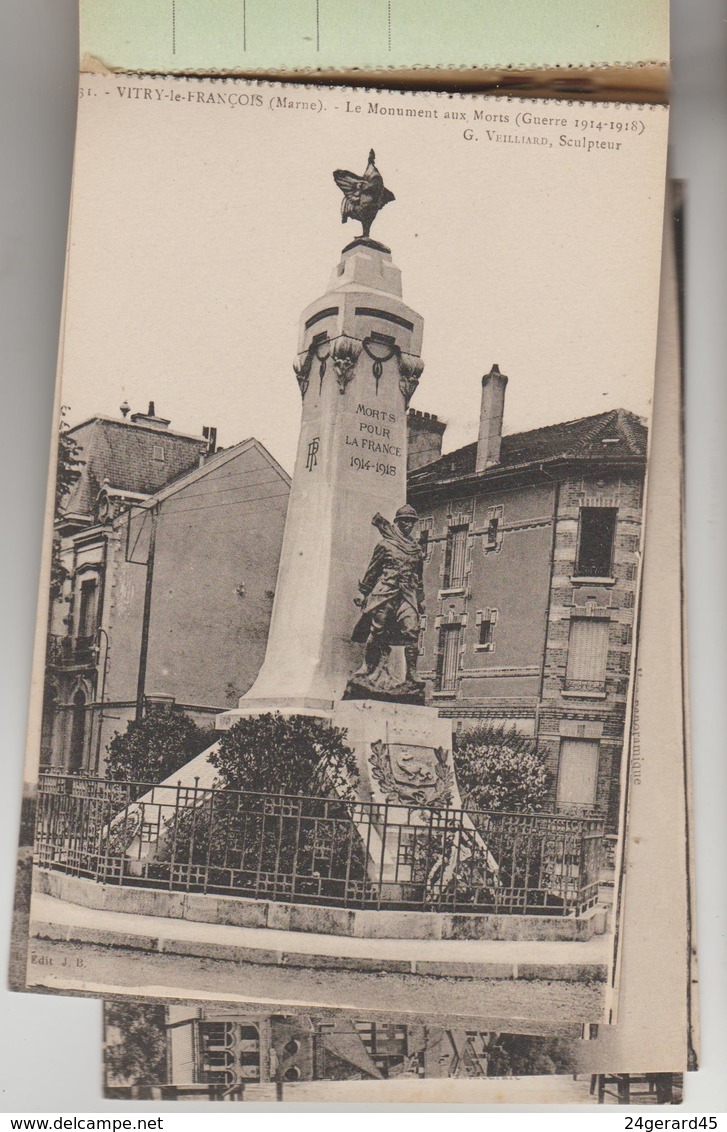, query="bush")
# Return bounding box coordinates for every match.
[105,707,212,787]
[154,714,365,901]
[487,1033,577,1076]
[209,712,358,797]
[104,1003,167,1087]
[453,723,552,813]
